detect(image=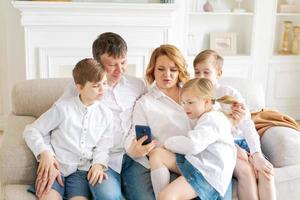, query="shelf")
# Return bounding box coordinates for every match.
[188,54,252,59]
[189,11,254,16]
[276,13,300,16]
